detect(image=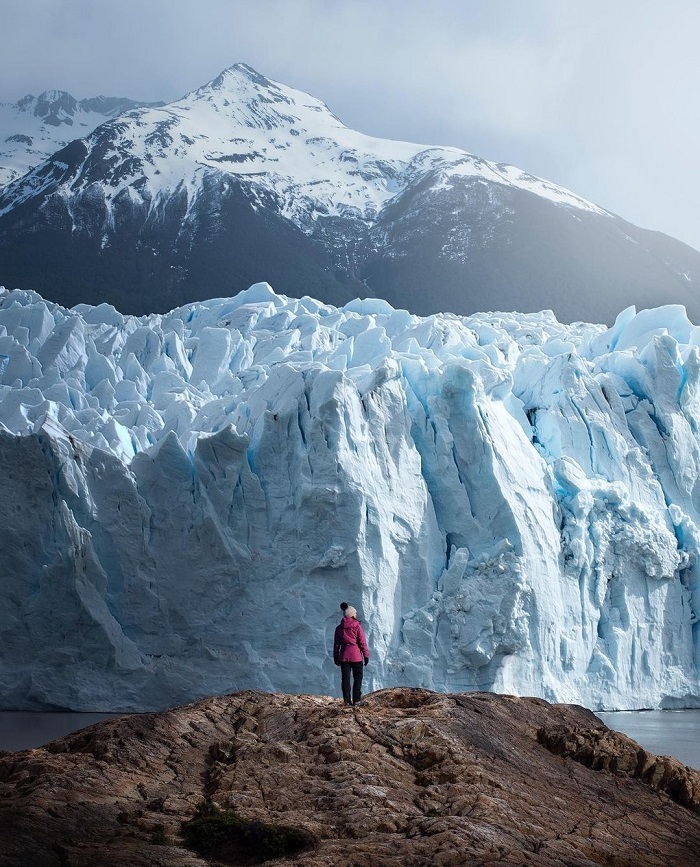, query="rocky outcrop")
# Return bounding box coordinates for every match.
[0,688,699,866]
[538,723,700,814]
